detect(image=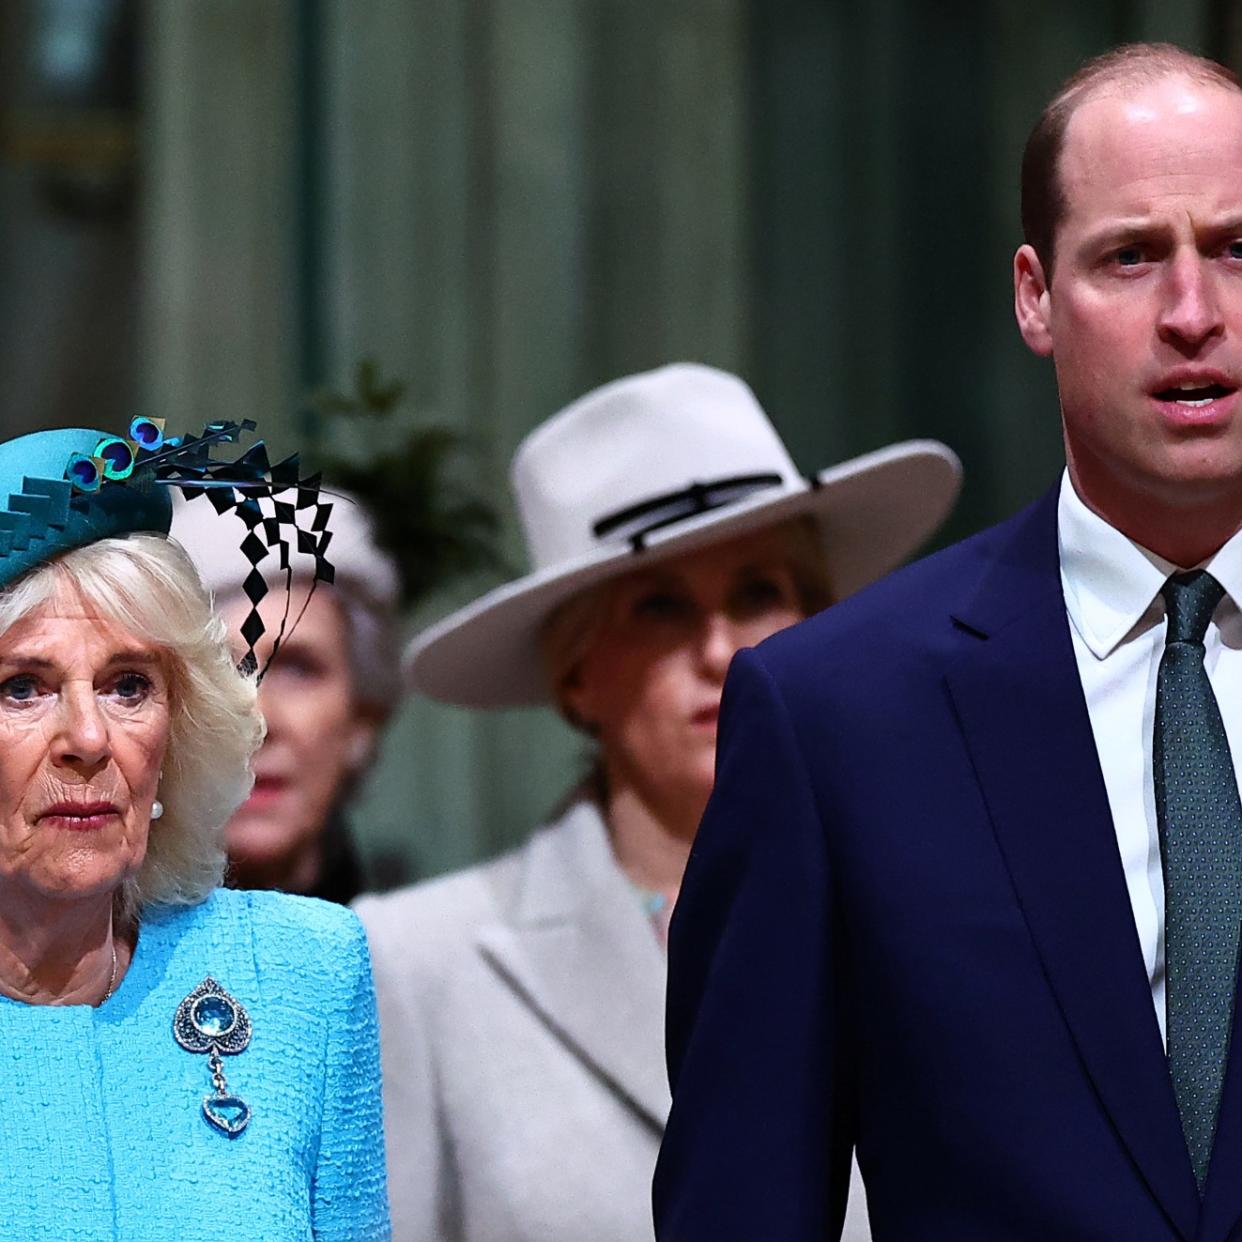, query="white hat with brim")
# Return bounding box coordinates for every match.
[406,363,962,708]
